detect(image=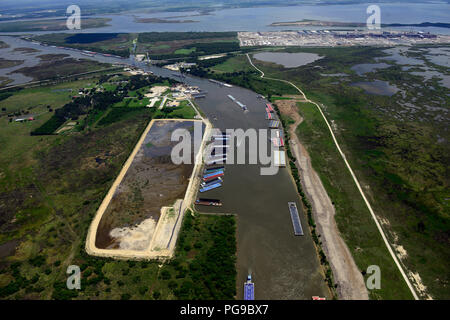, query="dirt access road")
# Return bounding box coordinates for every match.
[277,97,368,300]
